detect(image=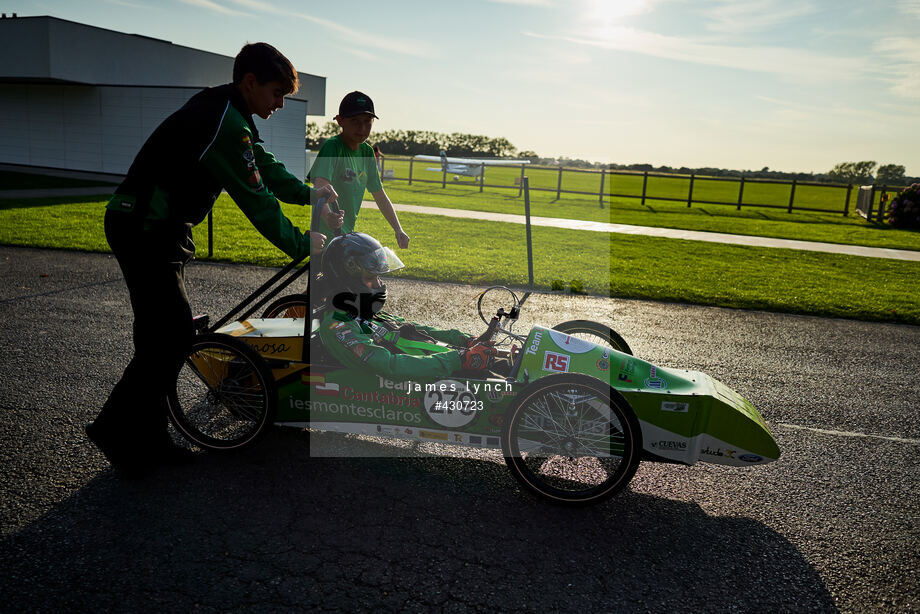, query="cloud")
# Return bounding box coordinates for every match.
[873,37,920,99]
[898,0,920,17]
[211,0,434,57]
[701,0,819,33]
[175,0,251,17]
[487,0,554,5]
[525,27,868,82]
